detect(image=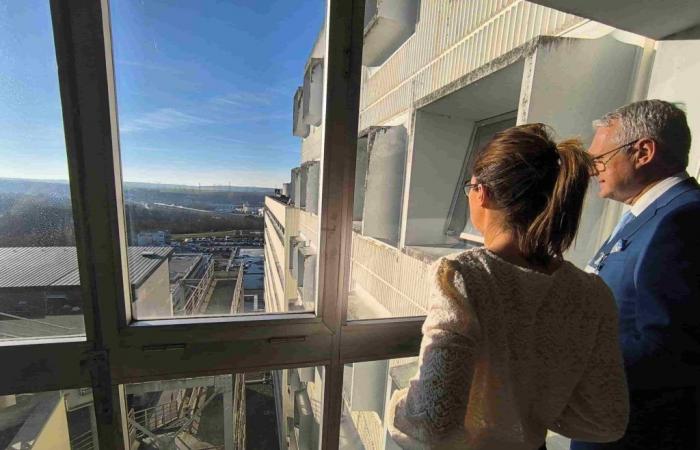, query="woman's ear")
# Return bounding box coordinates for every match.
[477,185,490,208]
